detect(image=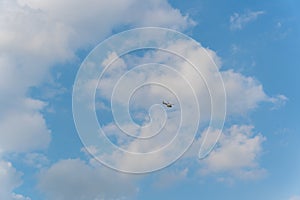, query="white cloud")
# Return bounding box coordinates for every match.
[0,159,31,200]
[230,10,265,30]
[23,153,49,168]
[153,168,188,189]
[11,193,31,200]
[15,0,194,49]
[1,1,194,197]
[98,41,272,119]
[38,159,138,200]
[128,0,196,30]
[96,37,282,120]
[200,125,267,180]
[222,70,269,114]
[0,0,287,197]
[269,94,288,110]
[0,98,51,153]
[0,0,194,152]
[0,160,21,200]
[80,32,286,174]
